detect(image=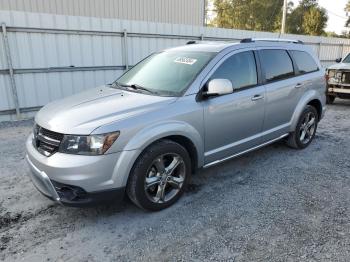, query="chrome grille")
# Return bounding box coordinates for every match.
[33,125,64,156]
